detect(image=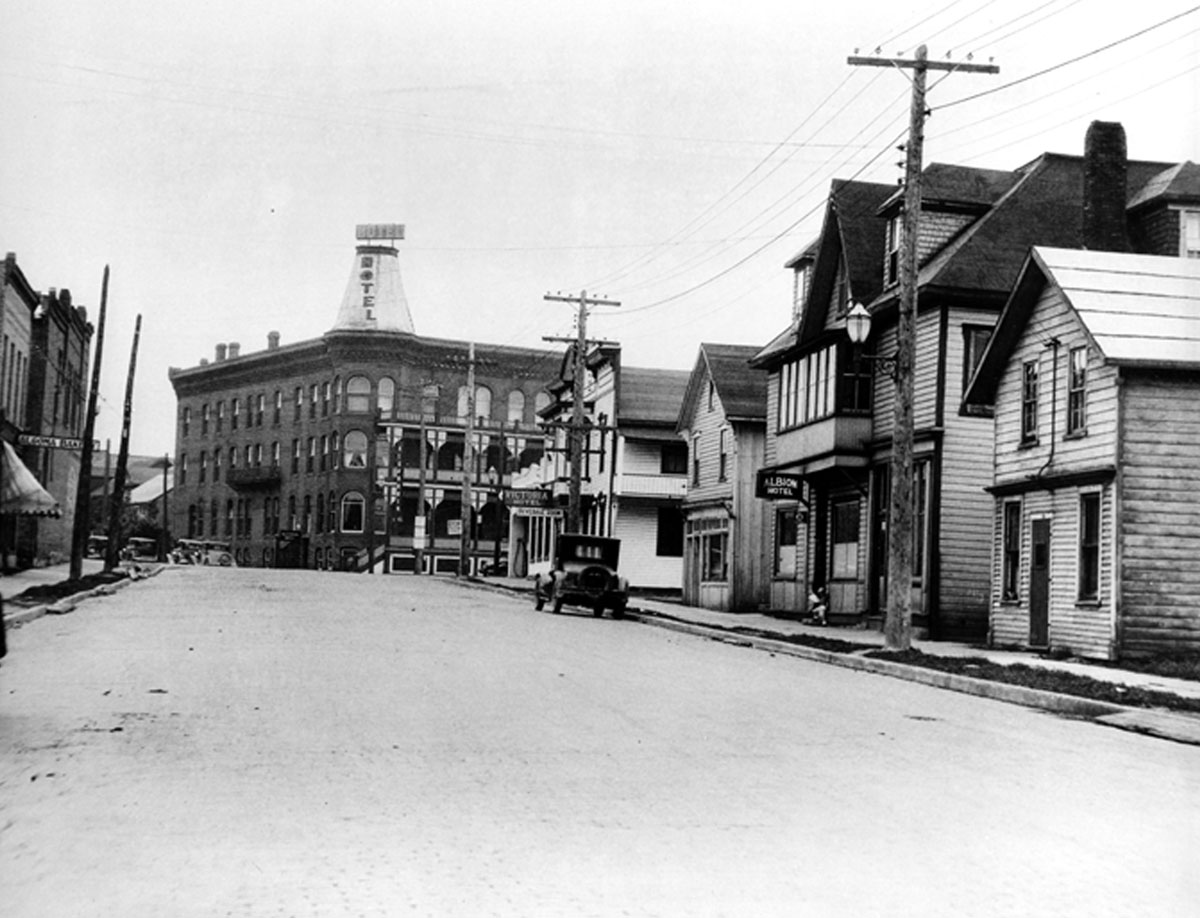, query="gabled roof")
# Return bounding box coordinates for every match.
[752,179,893,368]
[965,247,1200,408]
[882,153,1178,305]
[676,343,766,432]
[1128,161,1200,210]
[618,367,691,427]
